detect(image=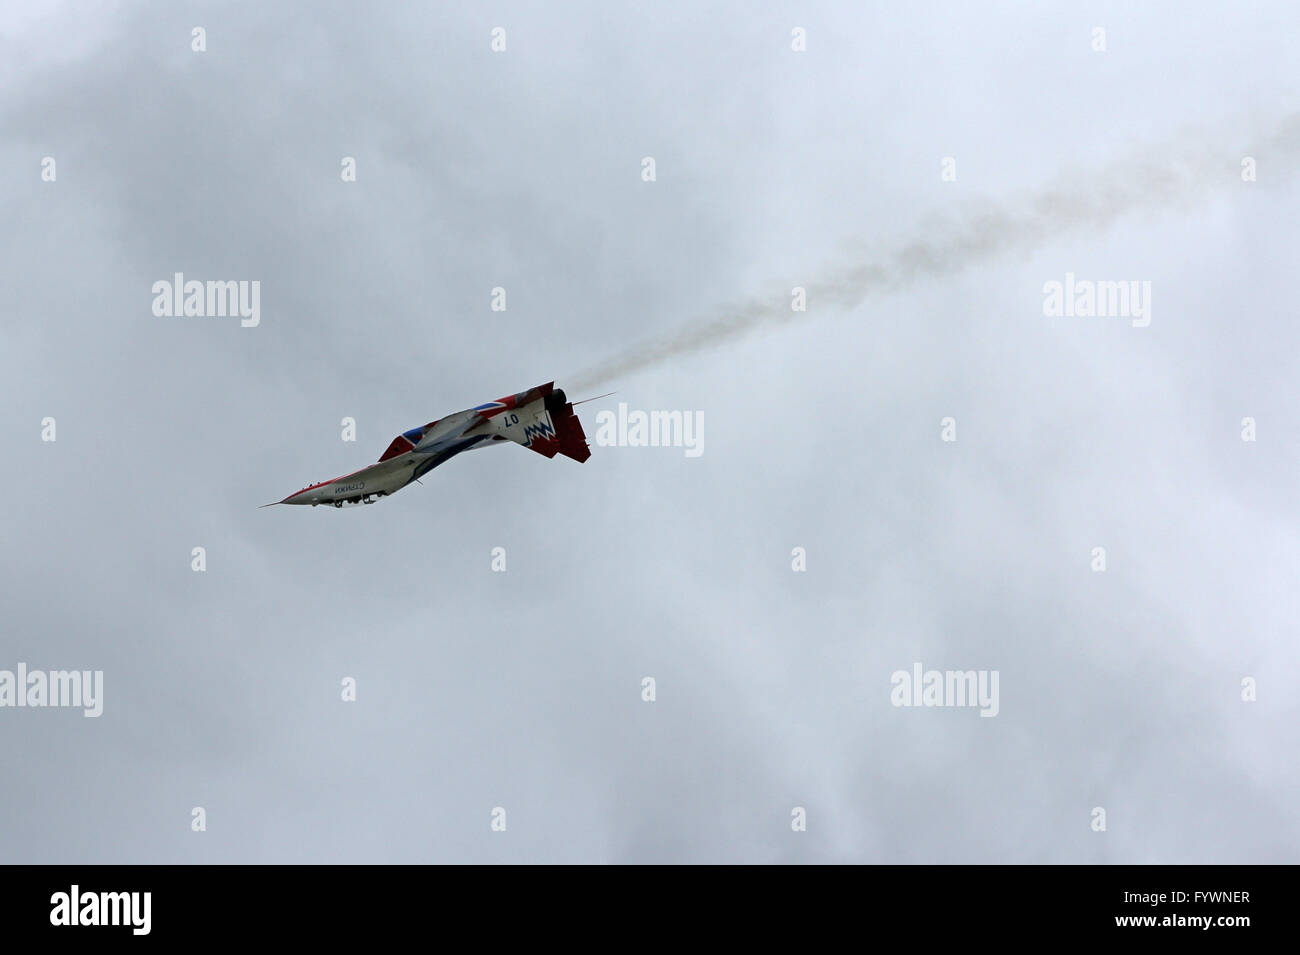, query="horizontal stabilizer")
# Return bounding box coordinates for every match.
[550,402,592,462]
